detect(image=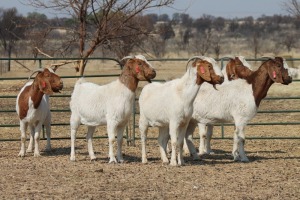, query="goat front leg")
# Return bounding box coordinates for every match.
[116,125,126,163]
[70,116,80,161]
[236,125,248,162]
[198,123,207,155]
[18,122,28,157]
[185,121,200,160]
[86,126,96,161]
[139,117,149,164]
[44,114,52,152]
[107,123,117,164]
[33,126,42,157]
[177,126,187,166]
[169,122,179,166]
[158,127,170,164]
[205,125,214,154]
[26,125,34,153]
